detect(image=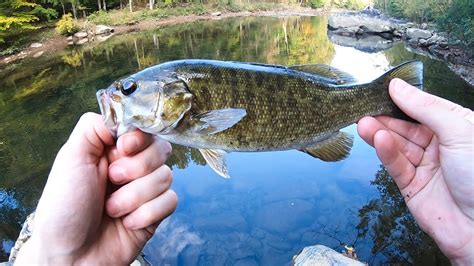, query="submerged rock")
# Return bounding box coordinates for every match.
[293,245,364,266]
[328,33,395,53]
